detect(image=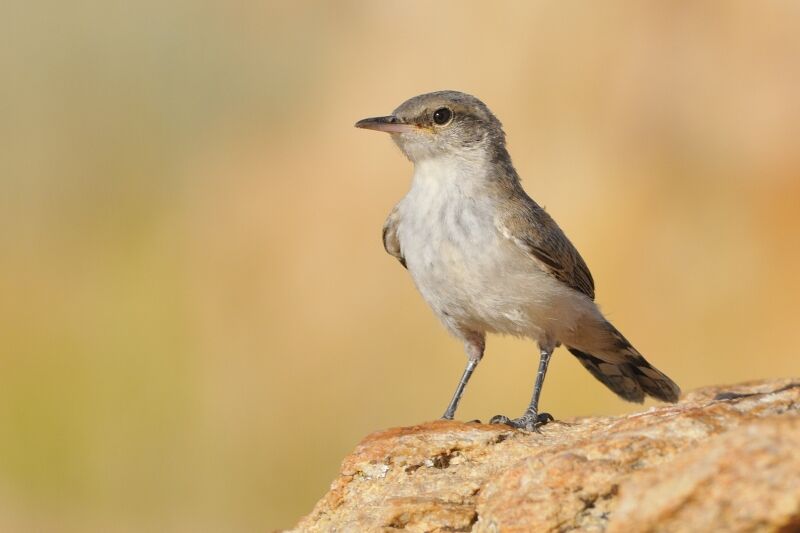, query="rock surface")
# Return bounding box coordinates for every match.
[291,379,800,532]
